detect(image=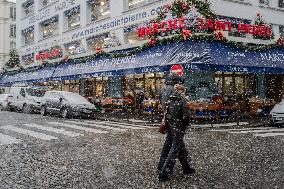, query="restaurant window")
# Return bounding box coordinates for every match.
[62,80,80,94]
[88,0,110,22]
[64,6,80,31]
[22,53,34,65]
[40,16,59,39]
[215,73,257,99]
[279,0,284,7]
[10,7,16,20]
[10,25,16,38]
[123,73,164,99]
[22,0,34,17]
[95,77,109,98]
[64,41,82,55]
[280,26,284,39]
[22,26,34,45]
